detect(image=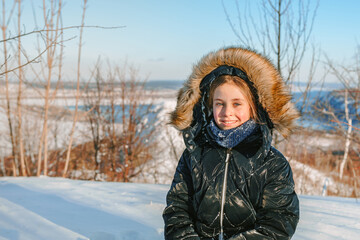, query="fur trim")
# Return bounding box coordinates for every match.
[170,47,299,138]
